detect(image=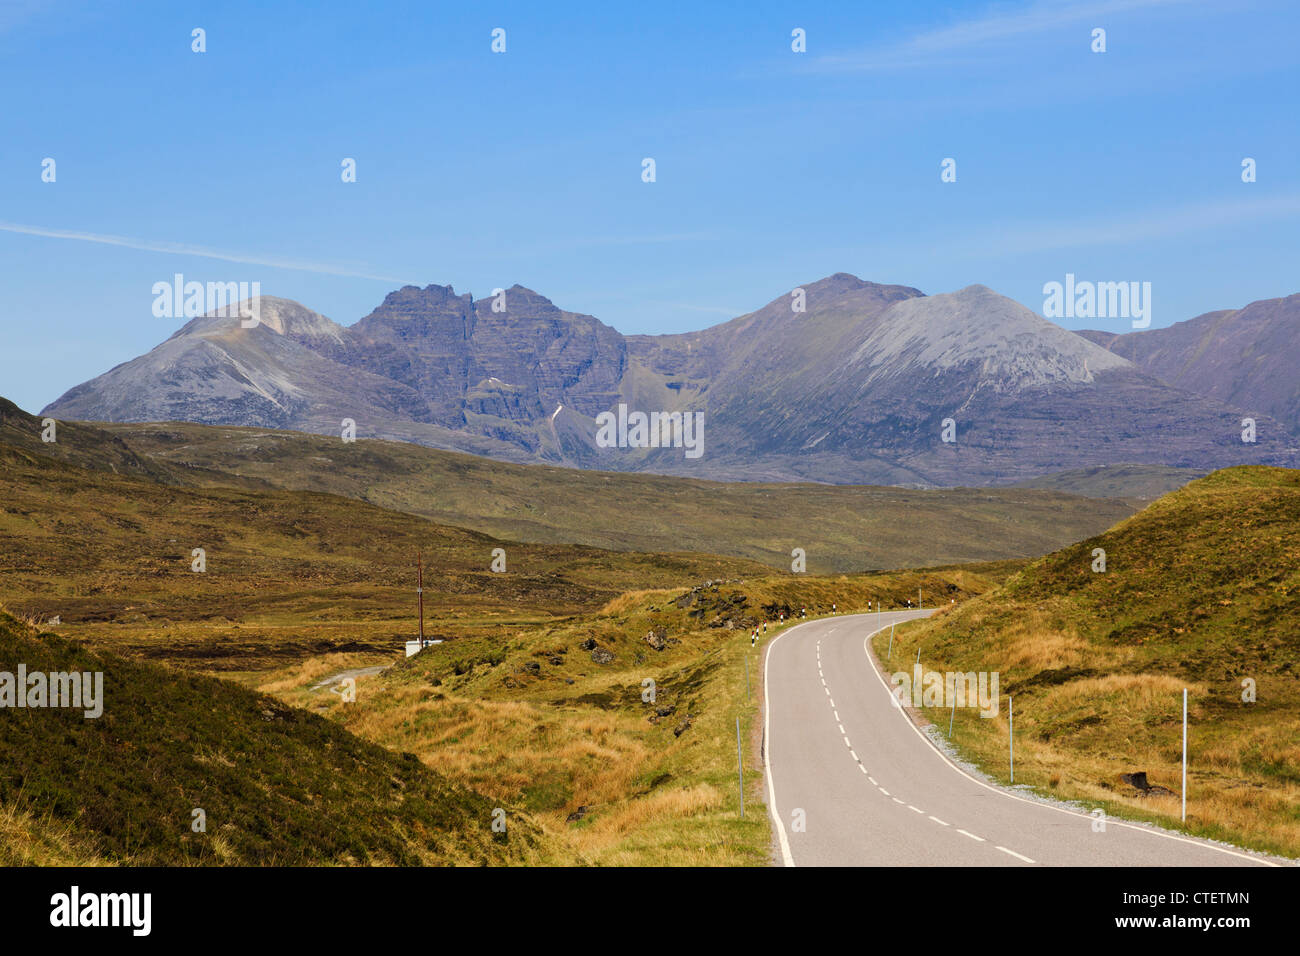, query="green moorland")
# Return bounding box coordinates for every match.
[269,568,1003,865]
[96,419,1137,571]
[1008,462,1205,503]
[0,608,563,865]
[873,466,1300,859]
[0,439,767,670]
[0,410,1010,864]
